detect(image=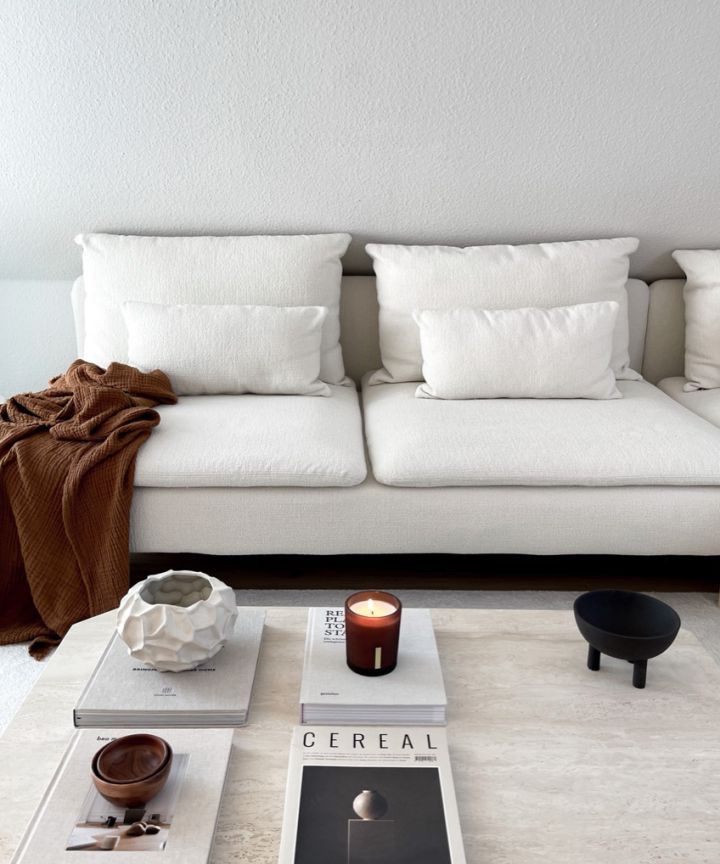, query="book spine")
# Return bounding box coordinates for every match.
[244,611,265,727]
[298,607,319,707]
[73,631,118,727]
[442,738,468,864]
[276,727,303,864]
[205,736,235,864]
